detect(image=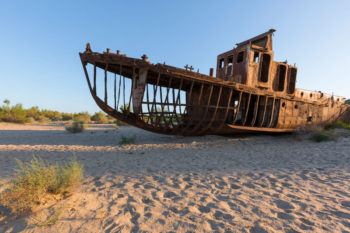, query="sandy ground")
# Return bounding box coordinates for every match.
[0,123,349,233]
